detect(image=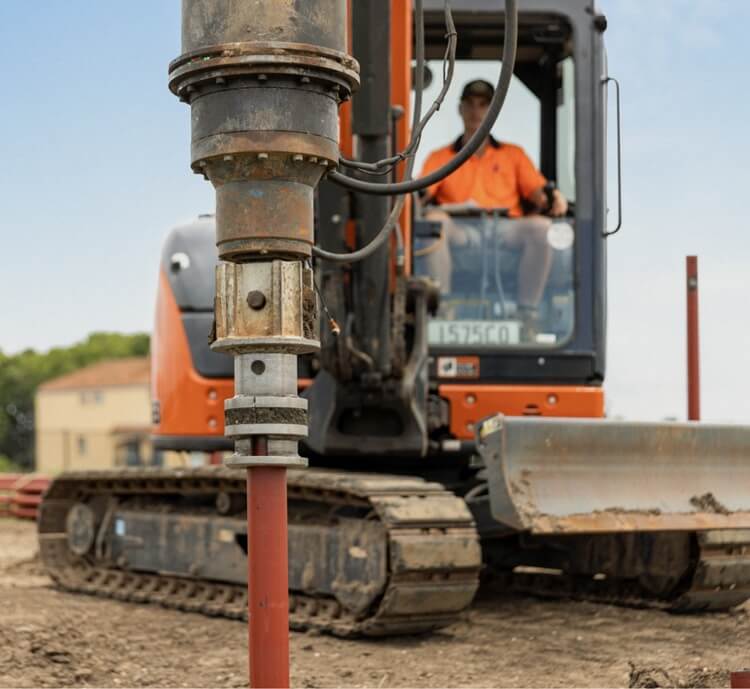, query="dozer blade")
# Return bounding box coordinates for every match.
[477,415,750,534]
